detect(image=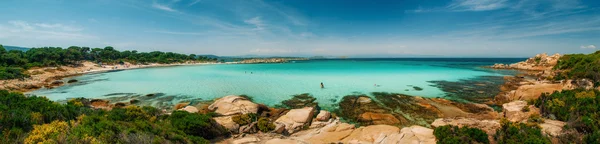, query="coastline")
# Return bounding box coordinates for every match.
[0,61,223,93]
